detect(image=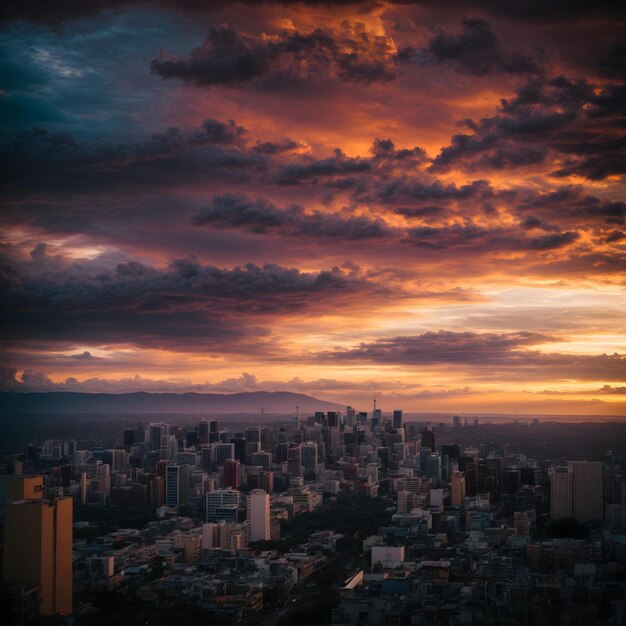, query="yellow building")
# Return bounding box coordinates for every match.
[0,474,44,514]
[3,497,73,616]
